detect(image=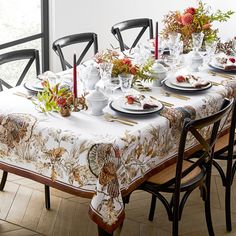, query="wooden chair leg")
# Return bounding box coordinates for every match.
[0,171,8,191]
[148,194,157,221]
[225,183,232,231]
[45,185,51,210]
